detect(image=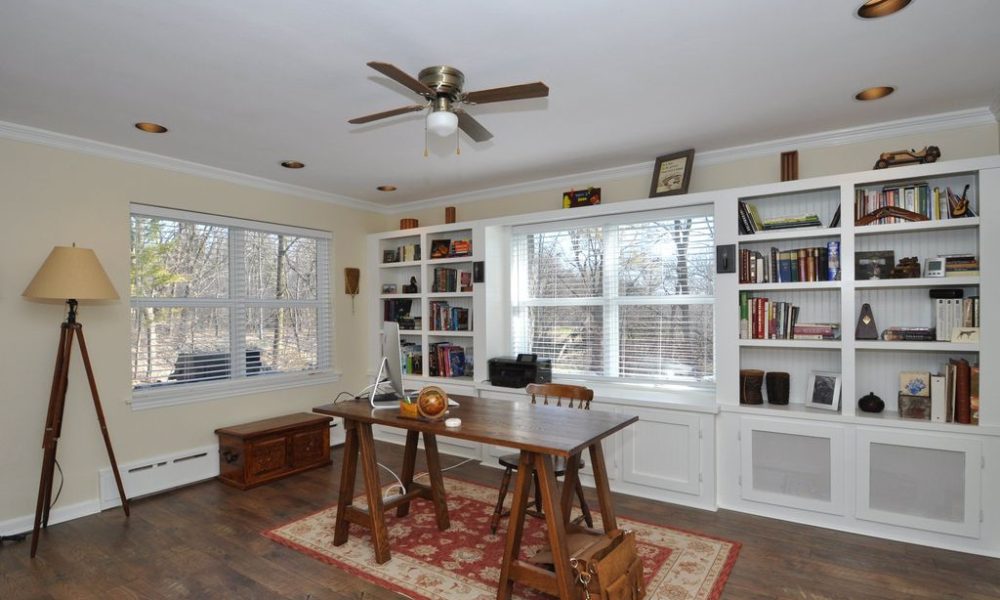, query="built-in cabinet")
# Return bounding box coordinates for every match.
[365,157,1000,556]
